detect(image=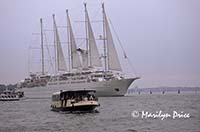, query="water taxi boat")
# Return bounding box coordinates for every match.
[51,90,100,112]
[0,91,19,101]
